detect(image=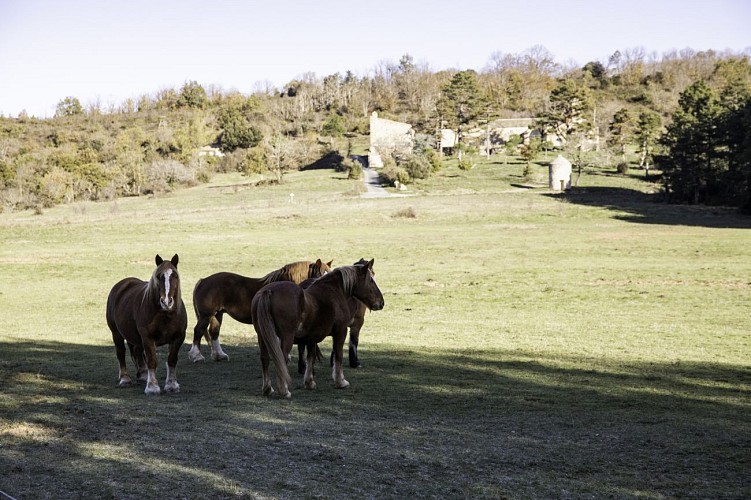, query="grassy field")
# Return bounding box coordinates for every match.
[1,157,749,499]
